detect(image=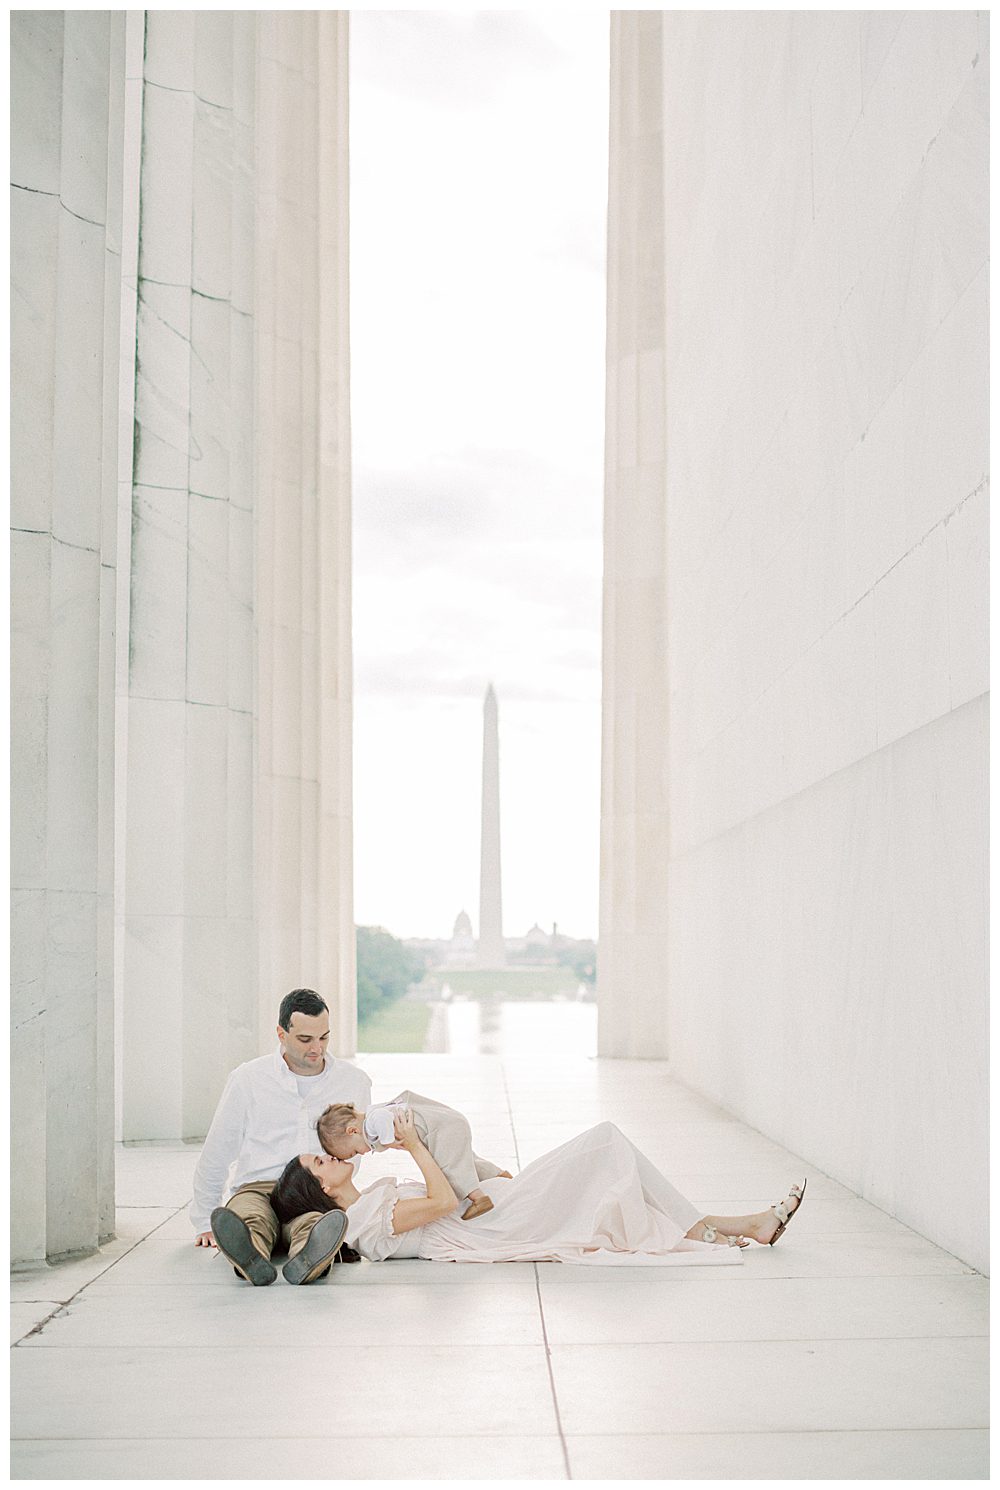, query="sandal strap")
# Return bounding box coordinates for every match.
[702,1223,718,1243]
